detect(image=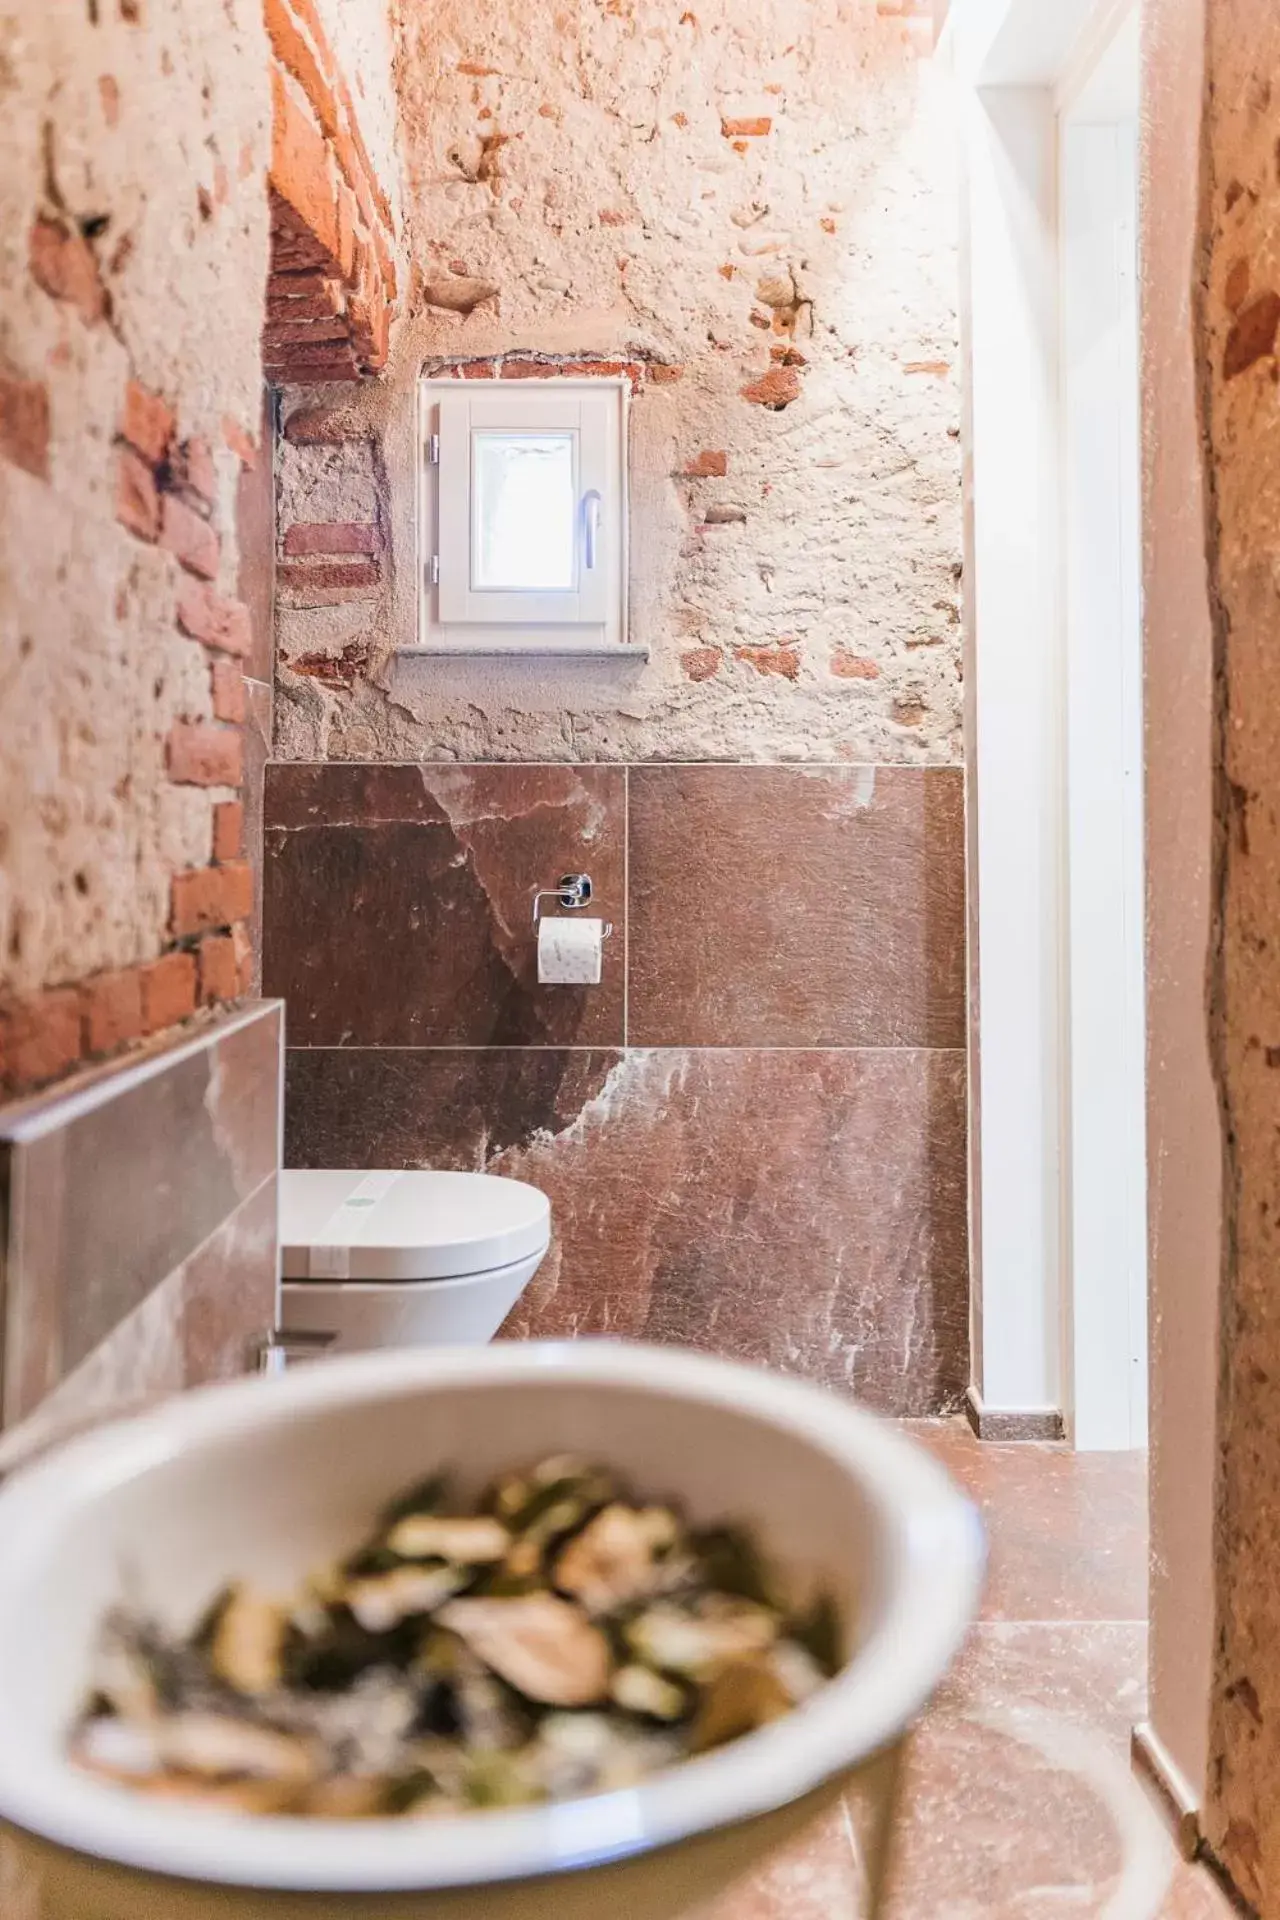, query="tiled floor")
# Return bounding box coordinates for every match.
[702,1420,1238,1918]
